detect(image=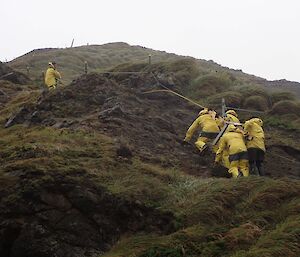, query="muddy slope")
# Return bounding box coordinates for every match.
[0,171,174,257]
[5,72,300,178]
[0,62,29,85]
